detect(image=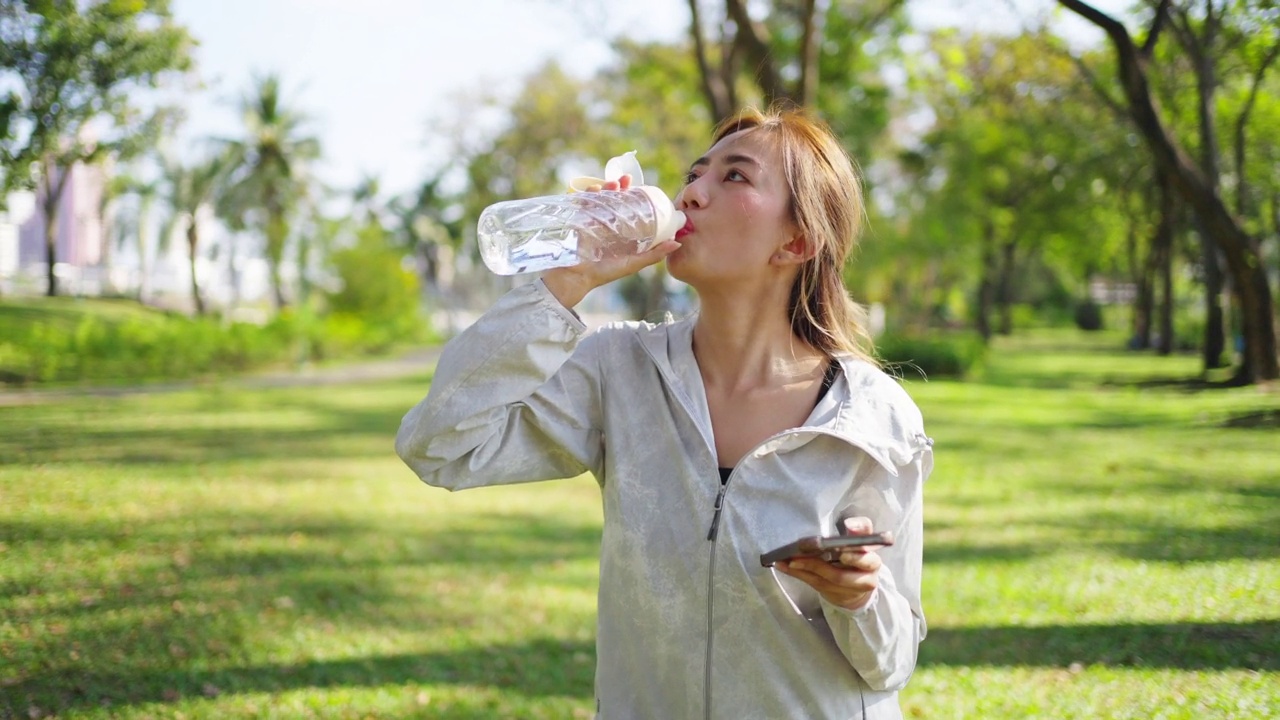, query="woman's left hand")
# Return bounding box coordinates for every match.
[775,517,883,611]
